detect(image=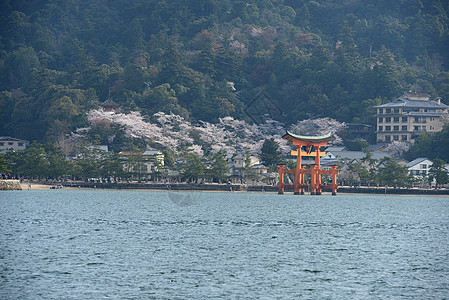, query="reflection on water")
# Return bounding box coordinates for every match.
[1,190,448,299]
[166,190,202,207]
